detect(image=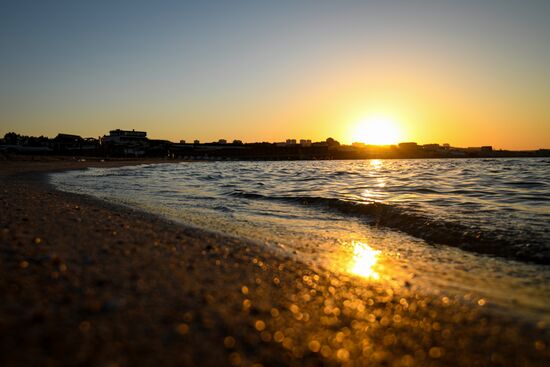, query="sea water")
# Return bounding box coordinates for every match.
[51,158,550,320]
